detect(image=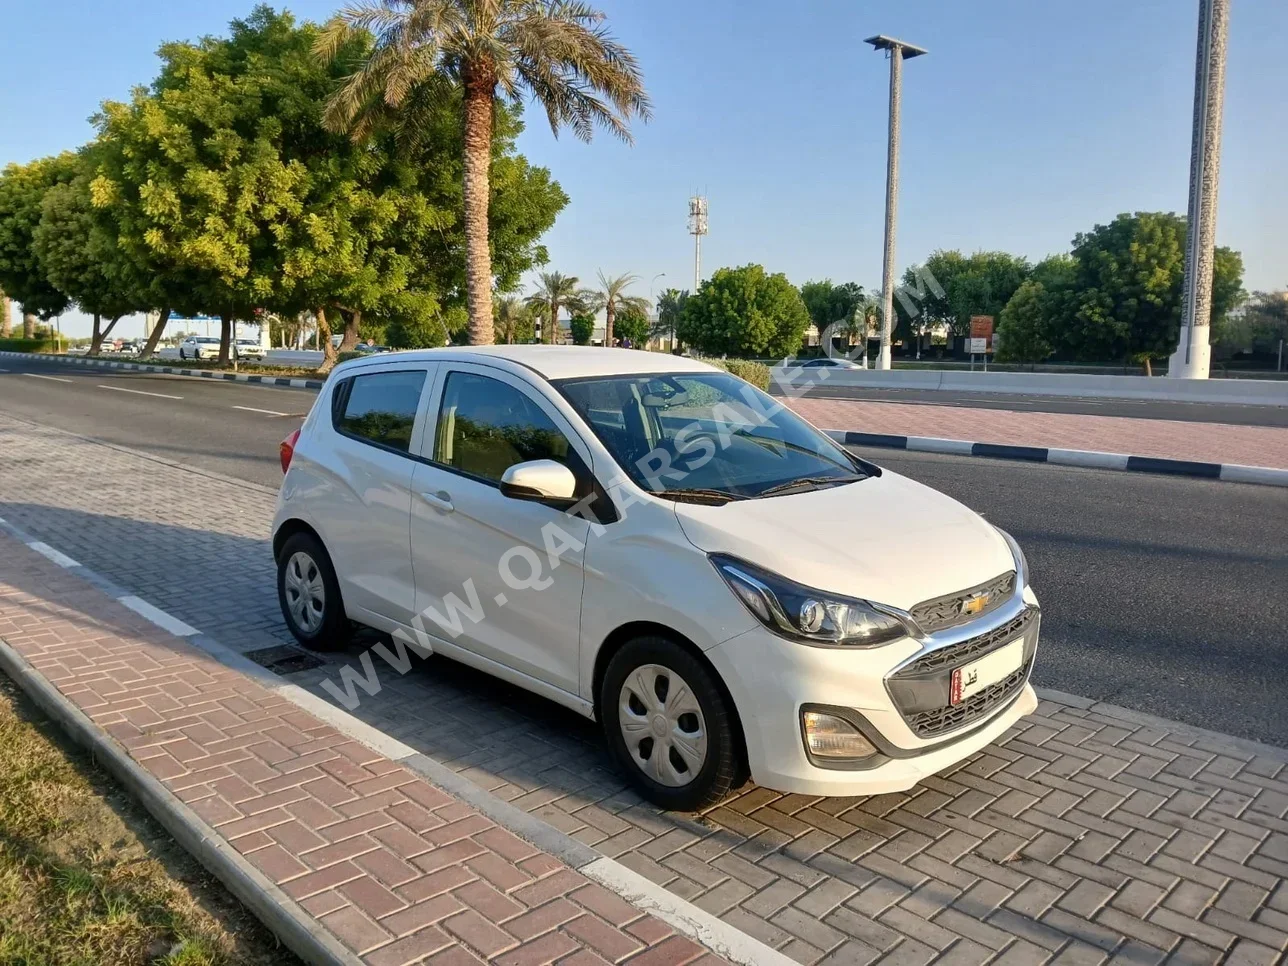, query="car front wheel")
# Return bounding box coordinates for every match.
[601,636,741,811]
[276,532,349,651]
